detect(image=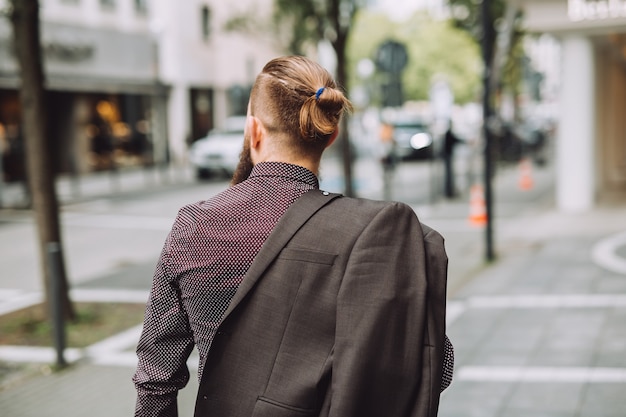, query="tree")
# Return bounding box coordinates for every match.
[447,0,526,110]
[8,0,74,324]
[273,0,367,197]
[347,11,482,106]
